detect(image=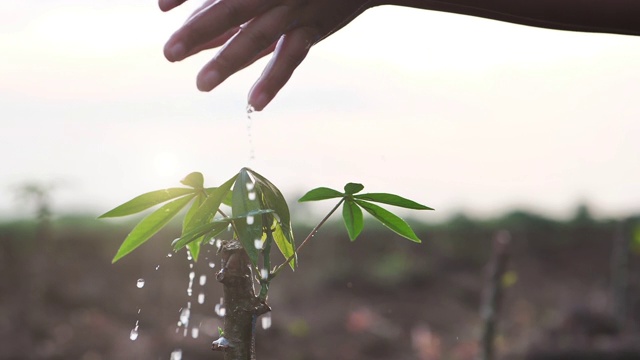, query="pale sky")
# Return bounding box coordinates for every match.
[1,1,639,221]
